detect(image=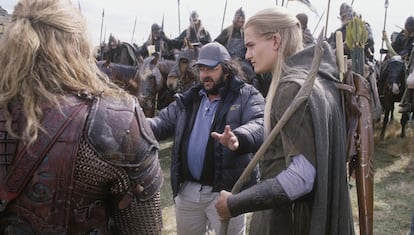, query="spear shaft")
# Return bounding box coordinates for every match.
[221,0,228,32]
[380,0,389,64]
[99,8,105,60]
[177,0,181,34]
[324,0,332,38]
[99,8,104,44]
[131,16,137,44]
